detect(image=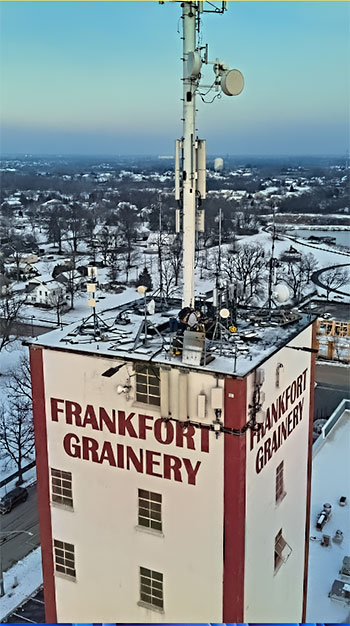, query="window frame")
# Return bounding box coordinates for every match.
[135,364,160,407]
[53,539,76,580]
[138,566,164,613]
[137,489,163,535]
[275,460,286,504]
[274,528,292,573]
[50,468,73,509]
